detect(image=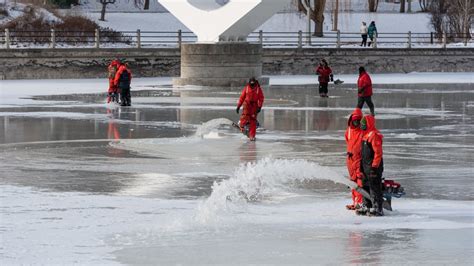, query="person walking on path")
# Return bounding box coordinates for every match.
[315,59,333,98]
[356,66,375,116]
[368,21,377,47]
[360,22,368,47]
